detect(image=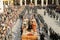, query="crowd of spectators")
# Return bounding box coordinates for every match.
[44,8,60,40]
[0,5,24,40]
[49,27,60,40]
[46,8,59,20]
